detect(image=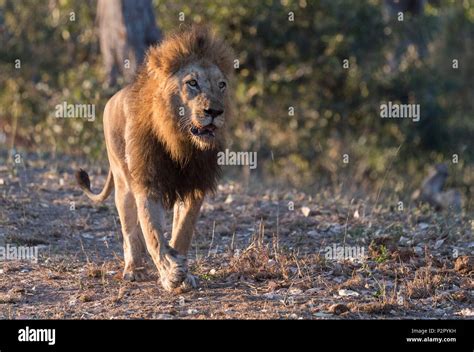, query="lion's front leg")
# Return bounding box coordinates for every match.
[171,195,204,255]
[135,193,195,292]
